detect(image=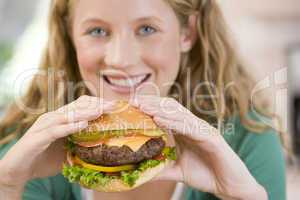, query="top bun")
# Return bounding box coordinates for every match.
[83,101,158,132]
